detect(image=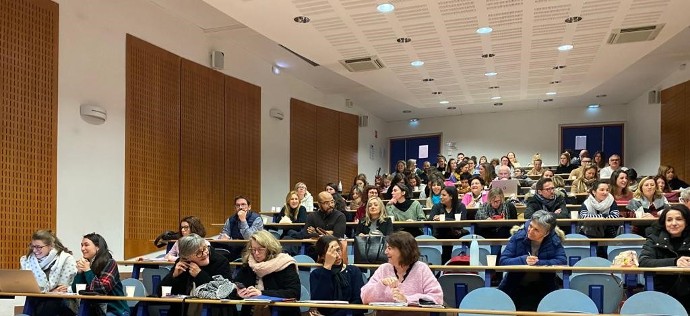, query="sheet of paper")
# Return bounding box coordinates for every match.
[419,145,429,159]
